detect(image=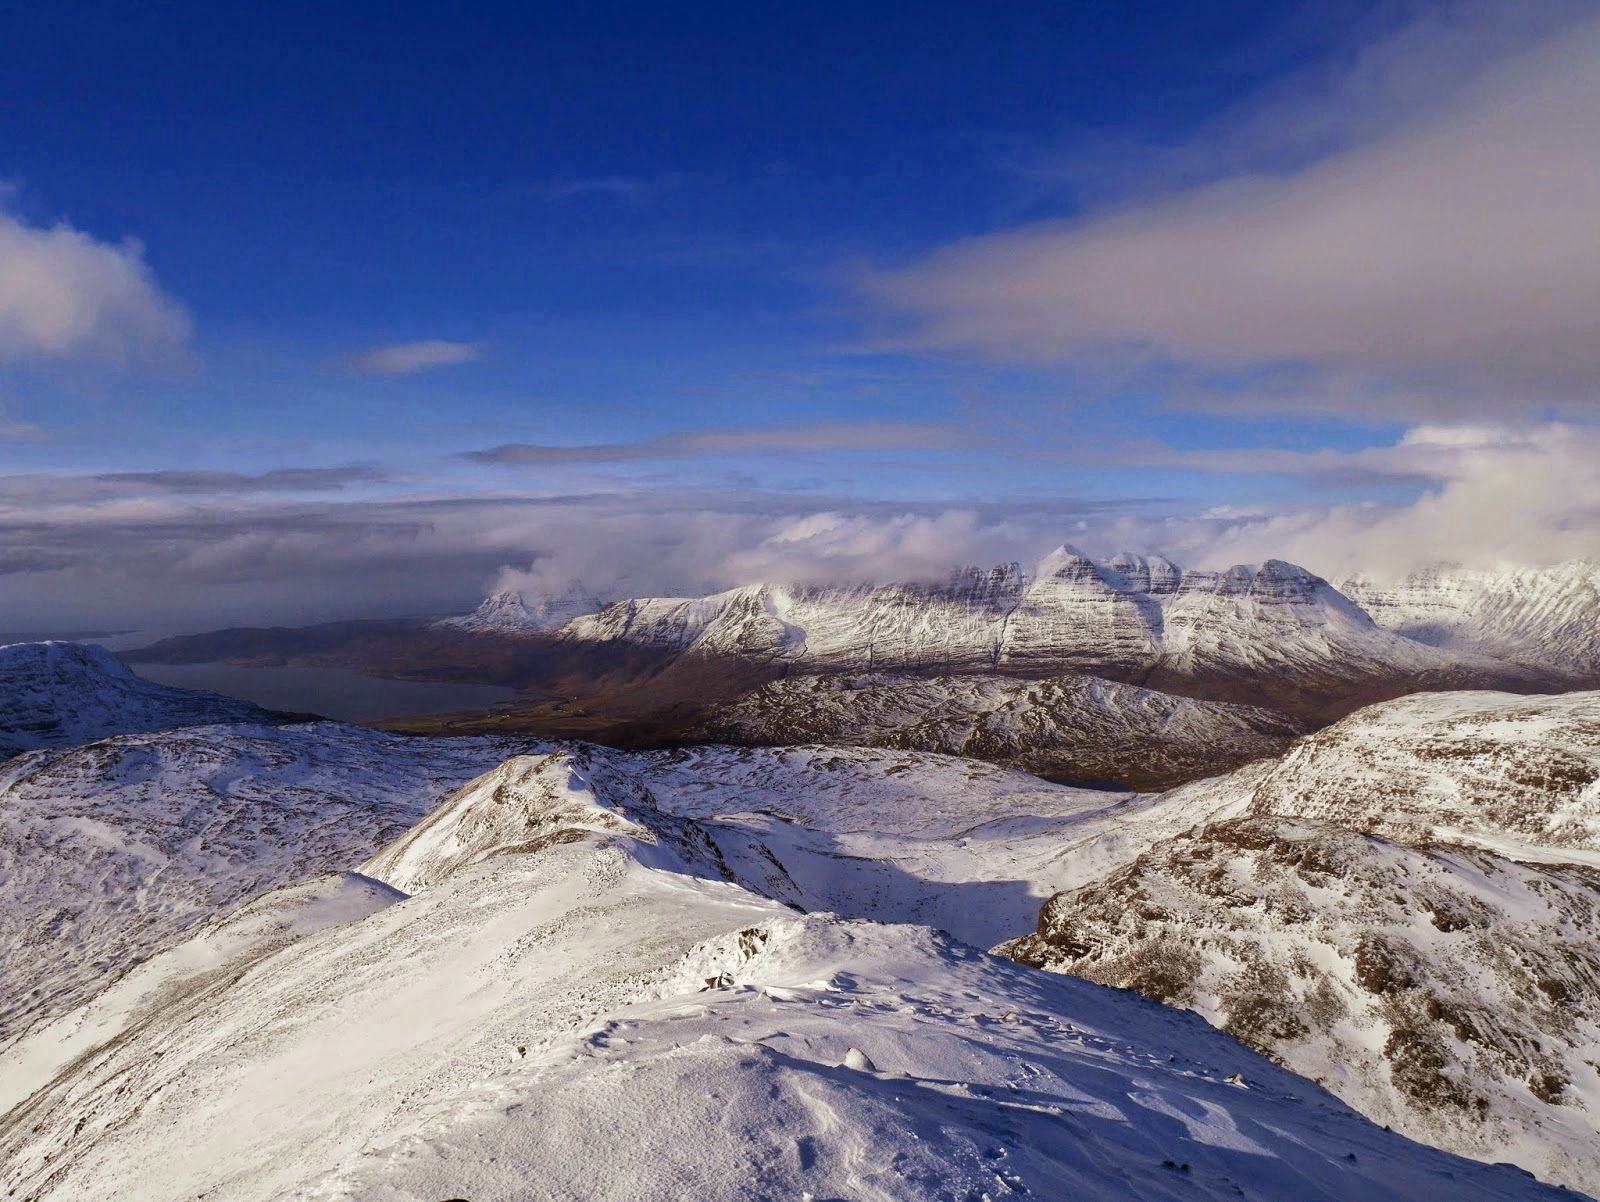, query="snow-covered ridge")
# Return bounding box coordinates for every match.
[361,750,733,893]
[1342,560,1600,678]
[0,641,279,757]
[1243,689,1600,853]
[0,738,1578,1202]
[544,547,1505,700]
[0,719,1118,1045]
[433,580,603,634]
[10,672,1600,1195]
[0,722,549,1043]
